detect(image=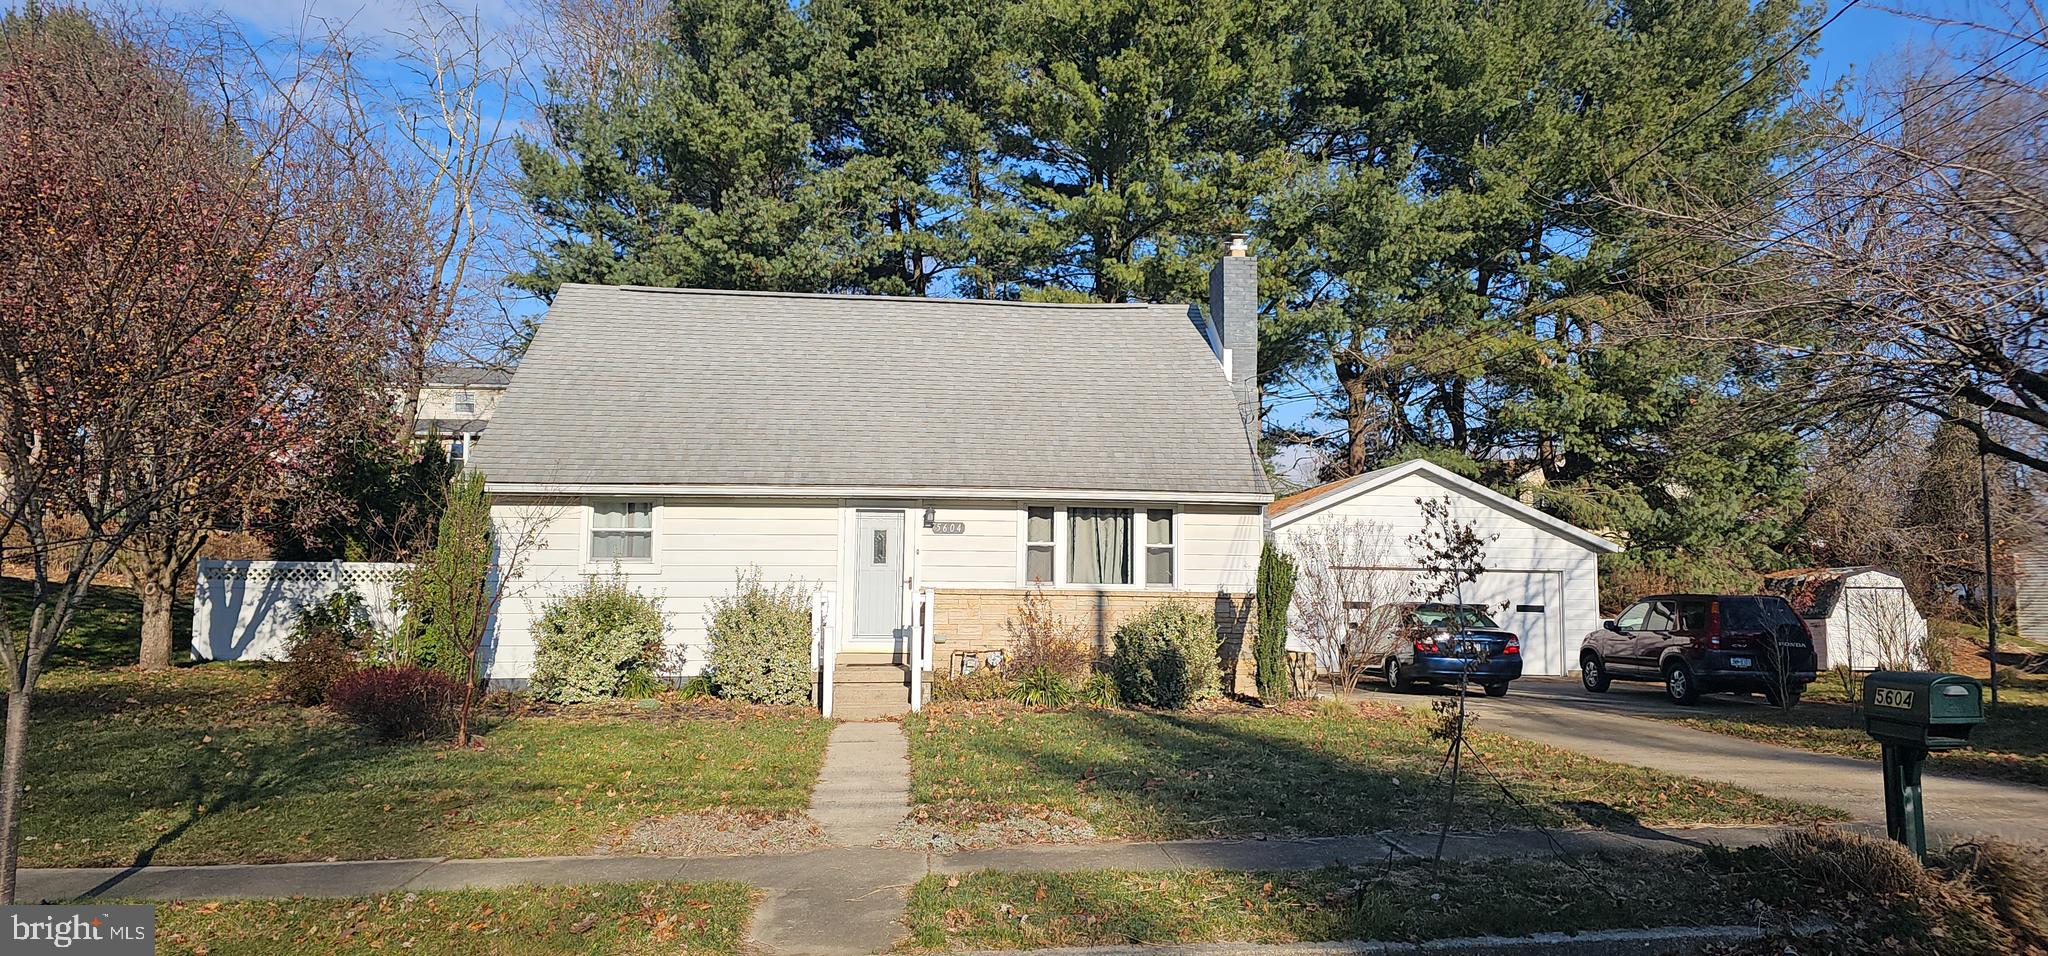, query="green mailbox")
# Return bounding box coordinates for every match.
[1863,672,1984,751]
[1861,671,1986,861]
